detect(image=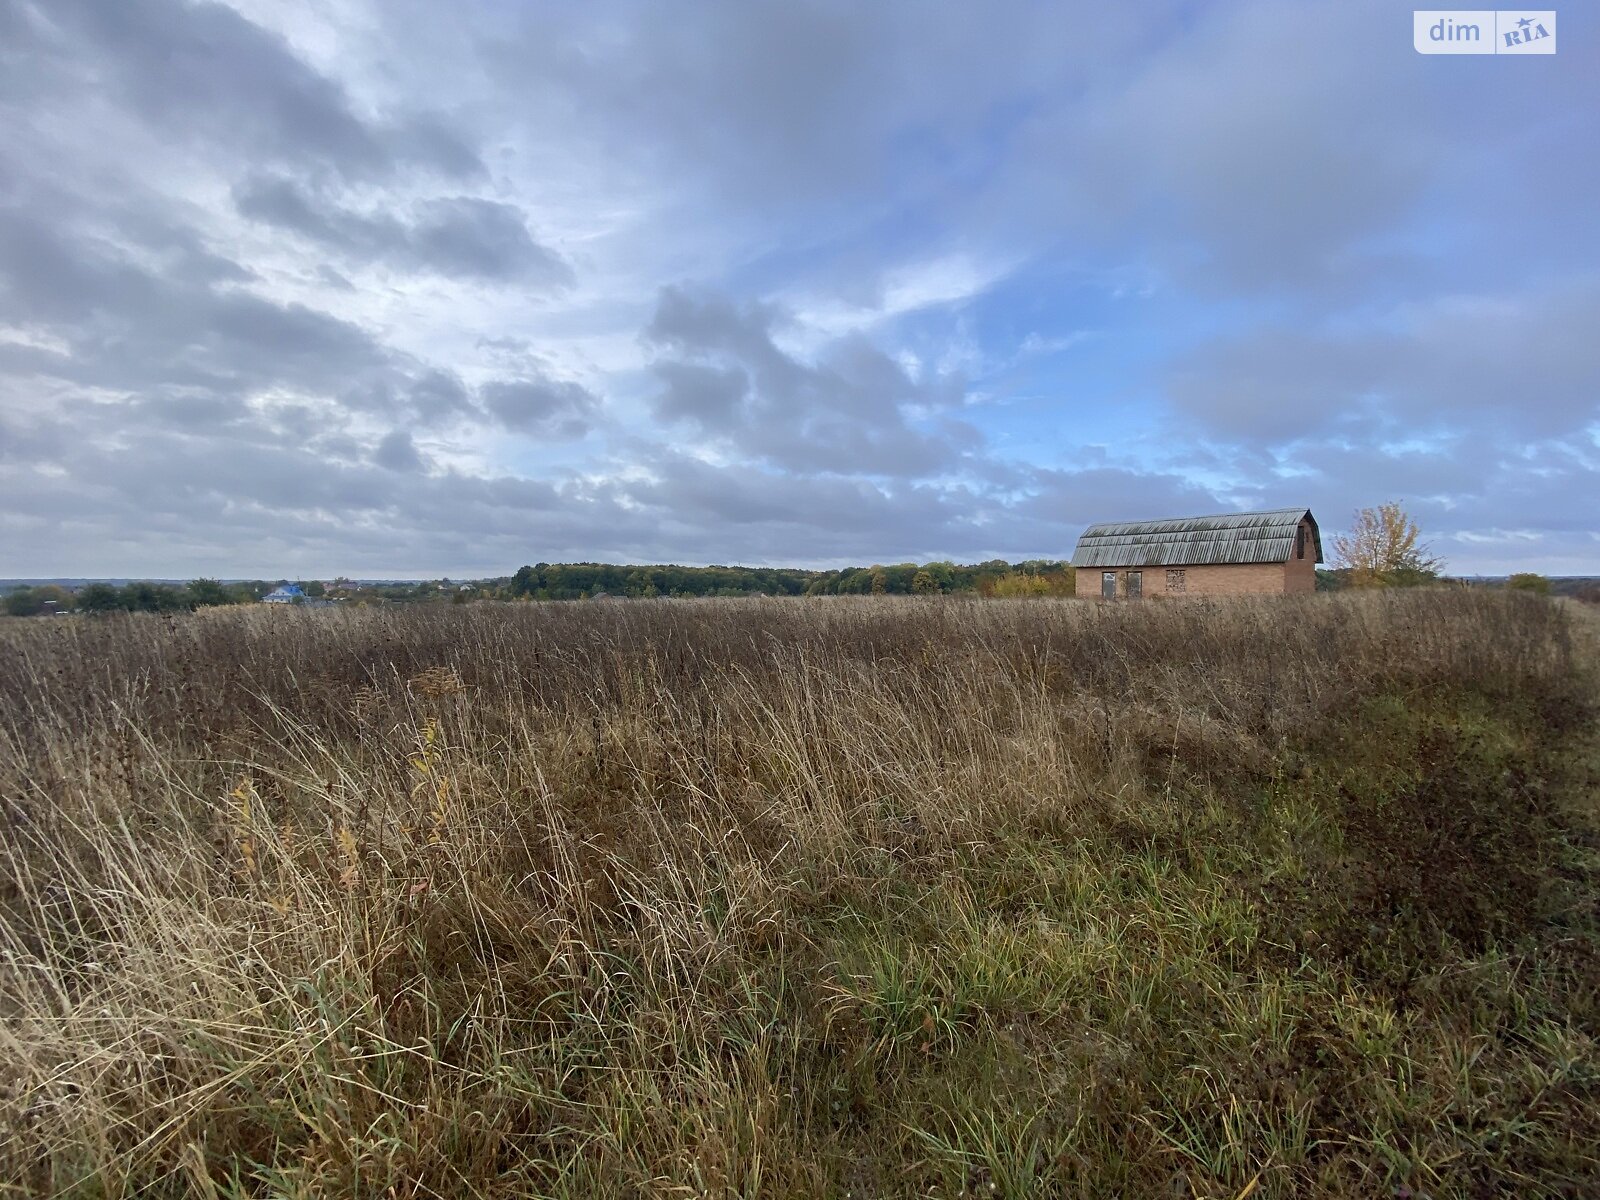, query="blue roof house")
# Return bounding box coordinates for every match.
[262,584,305,604]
